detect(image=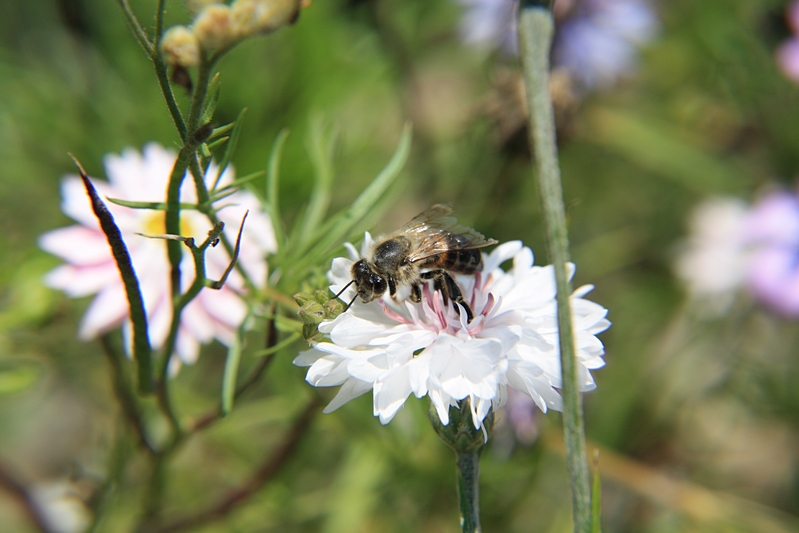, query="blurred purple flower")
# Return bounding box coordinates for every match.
[455,0,659,90]
[776,1,799,83]
[743,190,799,317]
[505,387,539,445]
[676,187,799,319]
